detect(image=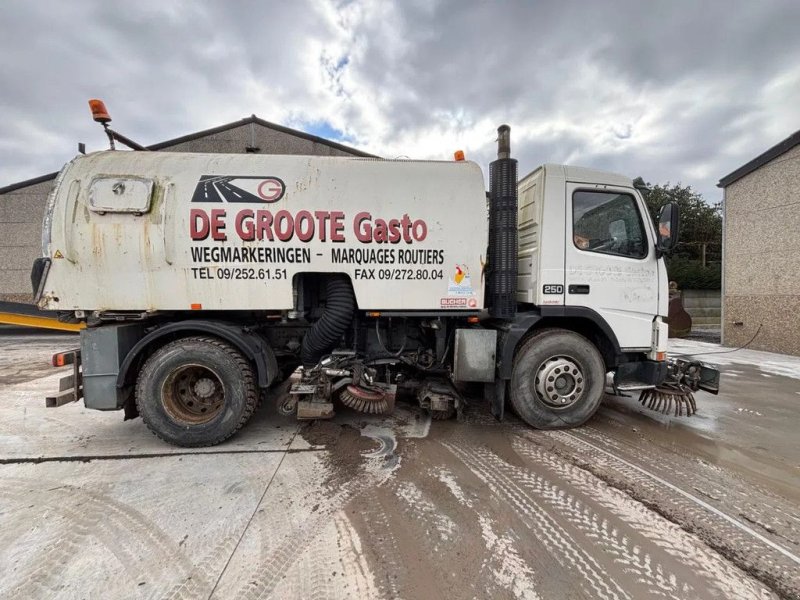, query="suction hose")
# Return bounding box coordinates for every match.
[301,275,356,367]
